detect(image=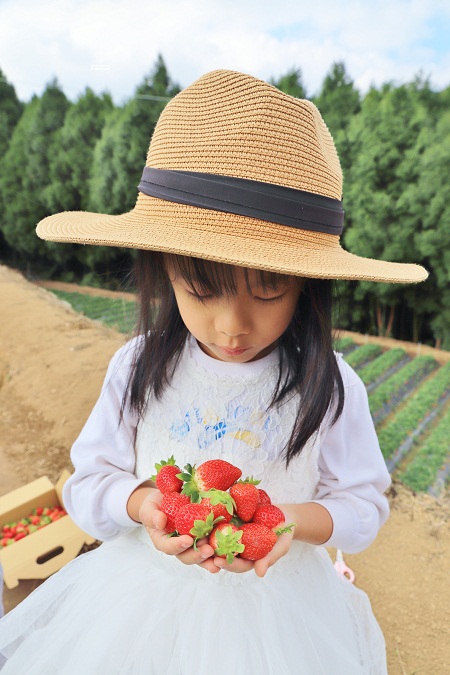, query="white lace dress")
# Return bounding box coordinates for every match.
[0,339,387,674]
